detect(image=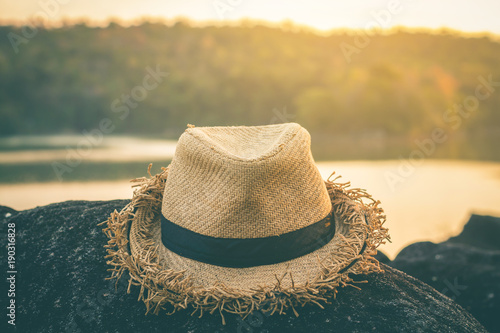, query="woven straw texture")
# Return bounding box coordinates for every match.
[162,123,332,238]
[101,123,390,322]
